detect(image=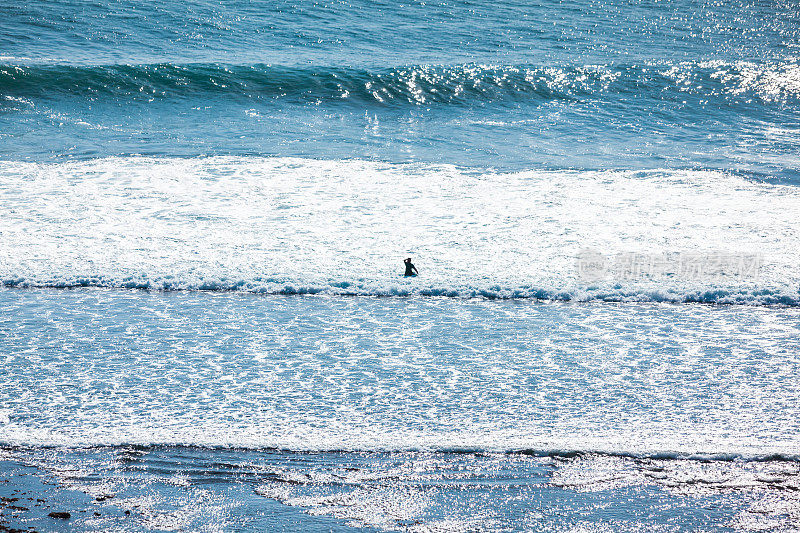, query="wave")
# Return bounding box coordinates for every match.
[1,60,799,107]
[2,423,798,460]
[1,156,798,309]
[2,277,799,307]
[3,443,798,464]
[3,429,799,463]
